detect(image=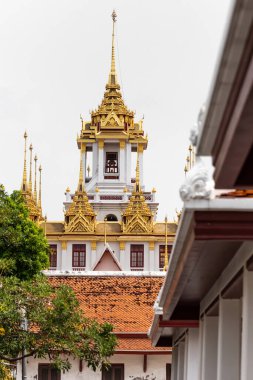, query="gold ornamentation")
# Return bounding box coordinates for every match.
[119,241,125,250]
[64,150,96,233]
[98,140,104,149]
[91,241,97,250]
[149,241,155,250]
[137,144,144,153]
[61,241,67,250]
[120,140,125,149]
[21,133,43,223]
[122,153,153,234]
